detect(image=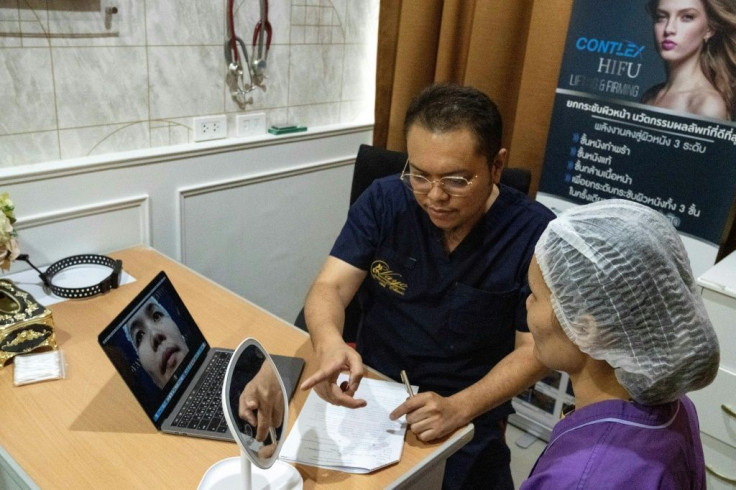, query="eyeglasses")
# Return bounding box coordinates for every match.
[399,159,477,197]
